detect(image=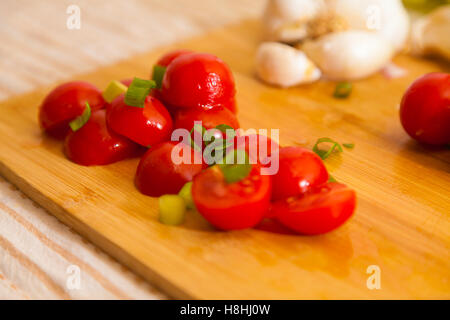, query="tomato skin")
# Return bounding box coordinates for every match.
[161,53,235,109]
[400,72,450,146]
[154,49,193,68]
[135,141,204,197]
[235,134,278,166]
[271,146,329,201]
[106,94,173,147]
[272,183,356,235]
[39,81,105,139]
[64,110,142,166]
[174,106,239,132]
[192,165,272,230]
